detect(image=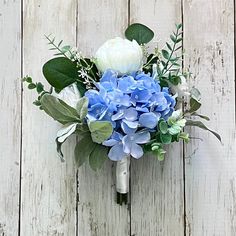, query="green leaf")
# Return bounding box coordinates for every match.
[76,97,88,120]
[191,112,210,121]
[178,132,190,143]
[188,98,201,113]
[185,120,221,142]
[40,94,80,124]
[191,87,201,101]
[61,45,71,53]
[160,133,172,144]
[170,34,176,43]
[162,49,170,60]
[28,83,36,89]
[26,77,32,83]
[88,121,113,144]
[158,120,168,134]
[56,138,65,162]
[176,23,182,30]
[166,42,172,51]
[36,82,44,93]
[33,100,41,106]
[169,75,181,85]
[42,57,79,90]
[89,144,108,171]
[125,23,154,45]
[74,135,96,168]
